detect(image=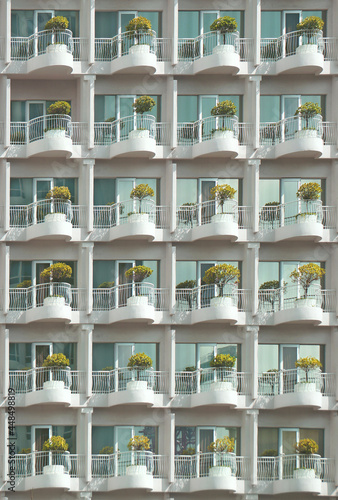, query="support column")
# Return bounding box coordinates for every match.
[246,160,260,233]
[83,76,96,149]
[79,160,94,233]
[82,0,95,65]
[166,161,176,233]
[247,76,261,150]
[79,408,93,482]
[1,77,10,148]
[1,328,9,398]
[166,243,176,314]
[80,325,93,398]
[242,410,259,486]
[165,327,175,399]
[170,0,178,66]
[0,161,10,232]
[167,78,177,149]
[243,326,259,399]
[331,329,338,402]
[246,243,260,315]
[4,0,11,65]
[0,244,10,314]
[164,411,175,483]
[79,243,93,314]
